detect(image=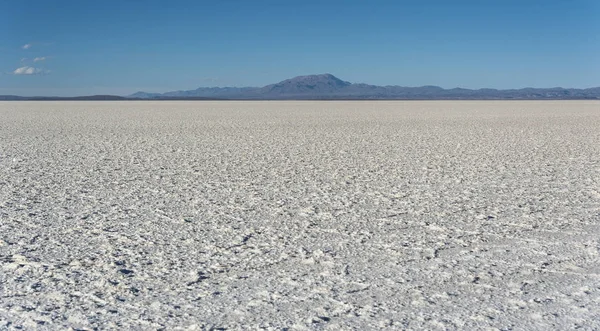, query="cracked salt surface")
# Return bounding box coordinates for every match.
[1,101,599,329]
